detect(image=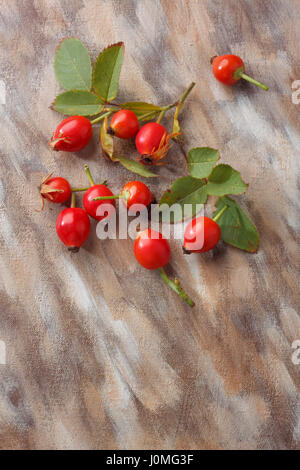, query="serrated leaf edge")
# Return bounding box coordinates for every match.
[159,176,207,205]
[92,42,125,101]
